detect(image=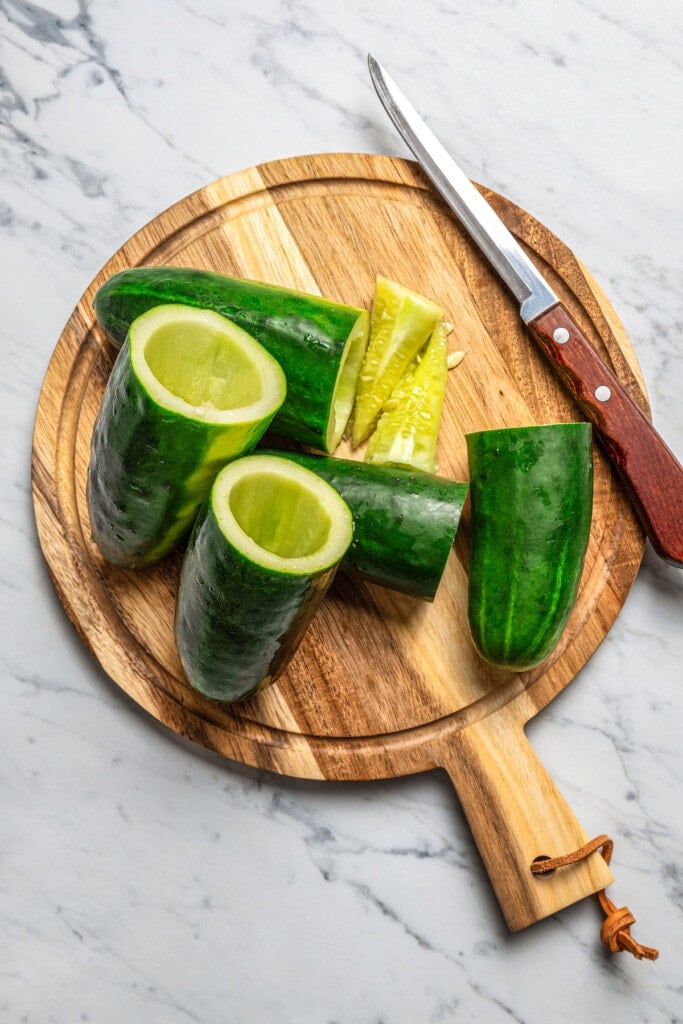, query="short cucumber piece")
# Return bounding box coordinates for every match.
[94,267,370,452]
[365,318,449,473]
[467,423,593,670]
[87,304,286,567]
[176,454,353,702]
[262,450,468,600]
[352,276,443,446]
